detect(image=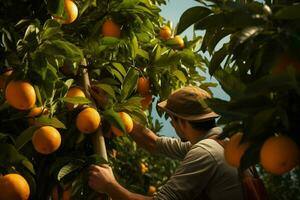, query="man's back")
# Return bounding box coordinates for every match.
[154,133,243,200]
